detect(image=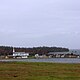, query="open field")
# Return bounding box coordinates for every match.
[0,62,80,80]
